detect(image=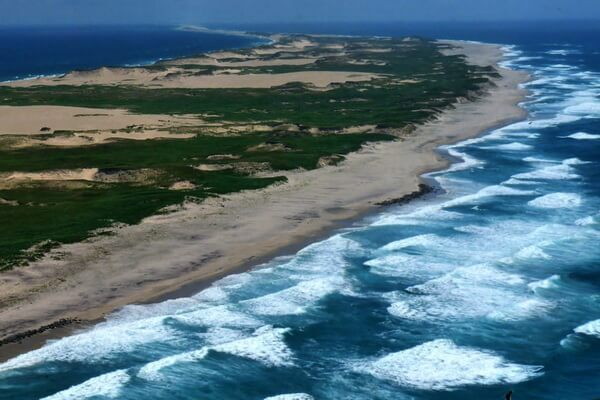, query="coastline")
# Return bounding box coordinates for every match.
[0,39,530,362]
[0,26,268,84]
